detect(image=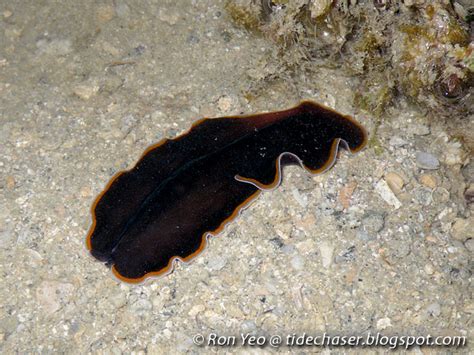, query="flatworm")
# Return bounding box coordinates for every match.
[86,101,367,283]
